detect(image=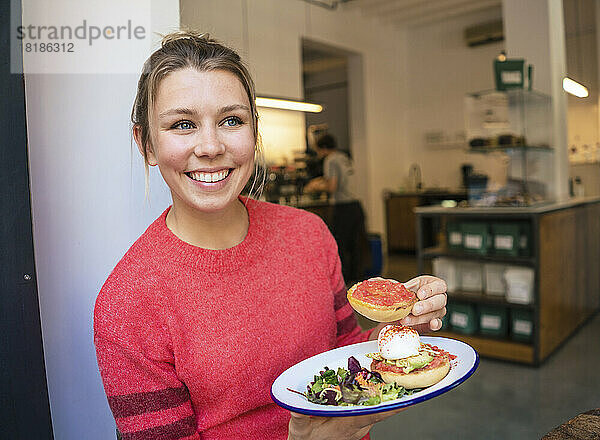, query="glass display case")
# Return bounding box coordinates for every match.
[464,89,554,206]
